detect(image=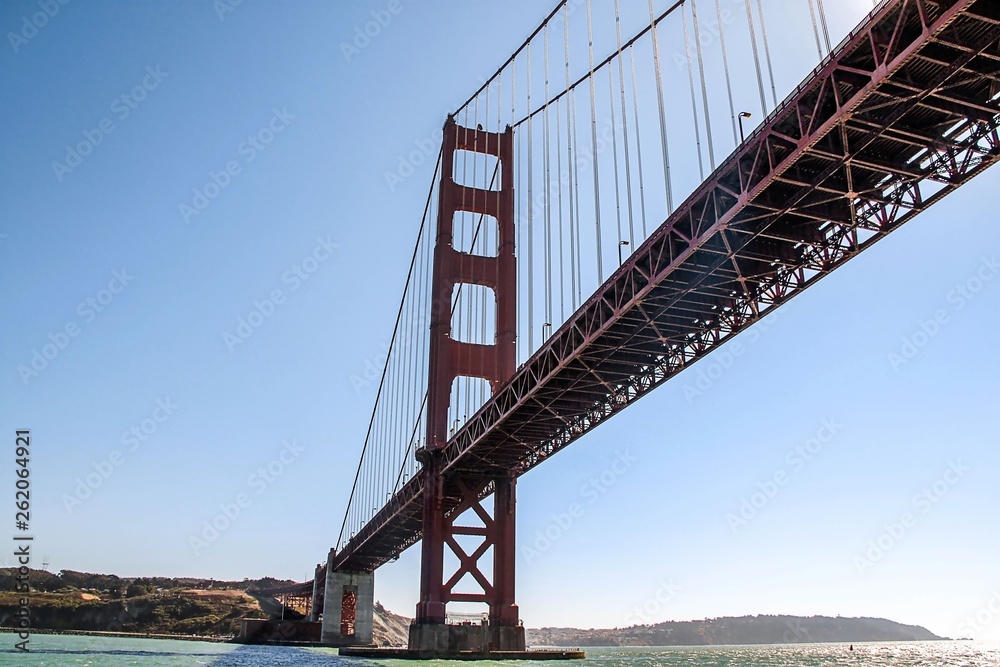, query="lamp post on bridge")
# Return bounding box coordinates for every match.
[738,111,752,143]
